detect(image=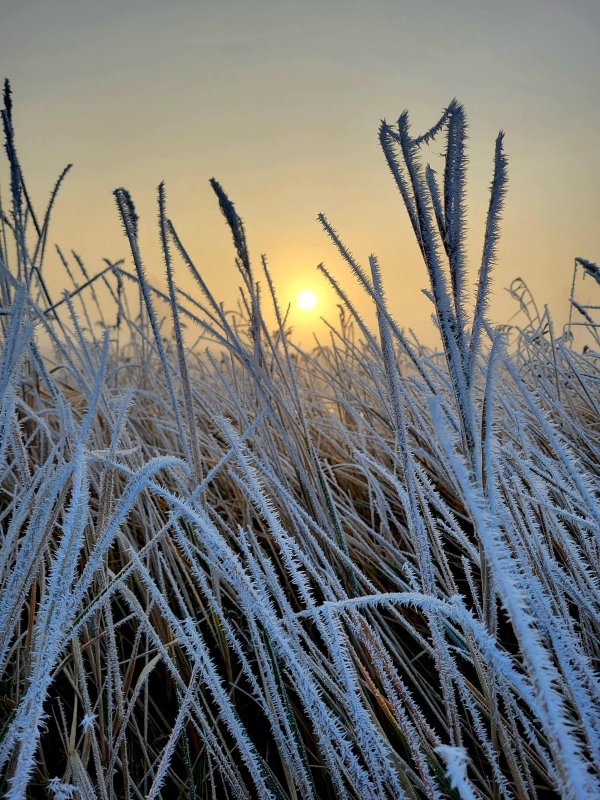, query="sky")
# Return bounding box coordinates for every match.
[1,0,599,346]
